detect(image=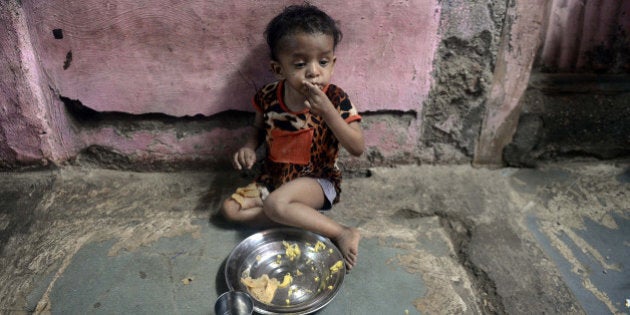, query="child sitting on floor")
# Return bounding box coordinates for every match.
[220,4,364,270]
